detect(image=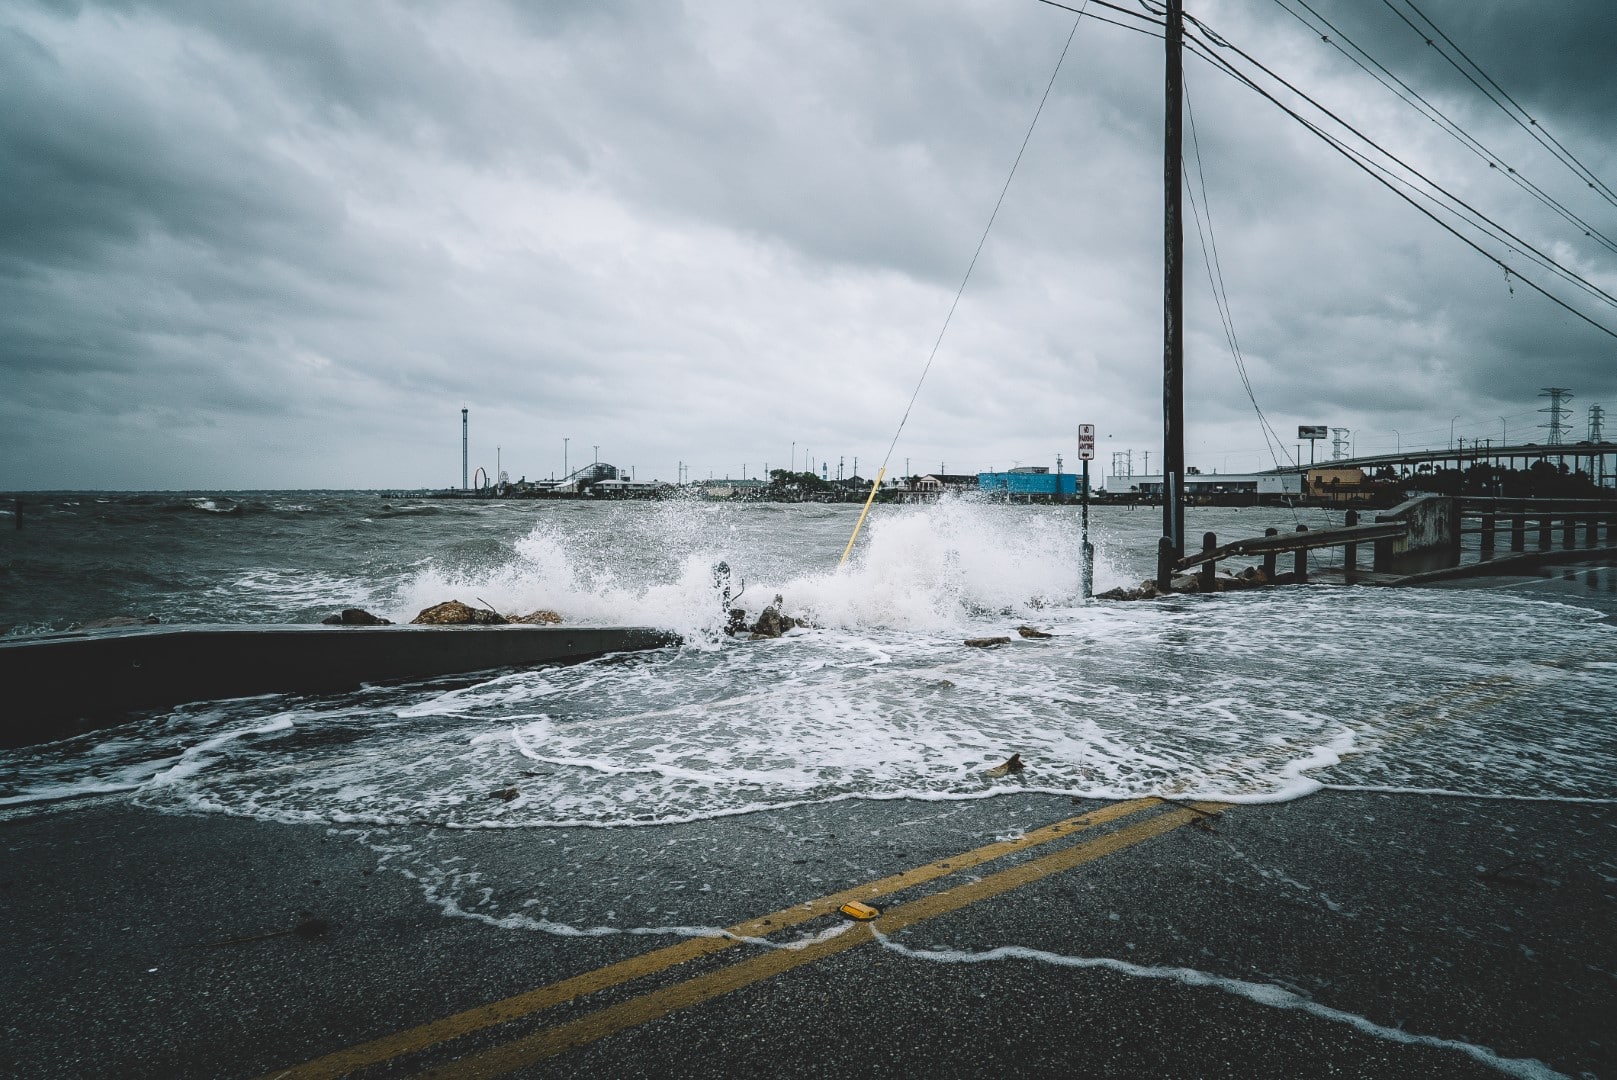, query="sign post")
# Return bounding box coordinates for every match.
[1298,425,1327,467]
[1079,424,1096,599]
